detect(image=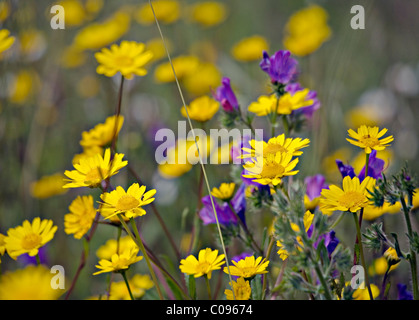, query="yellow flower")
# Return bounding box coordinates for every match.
[248,90,313,116]
[352,283,380,300]
[384,247,401,265]
[0,265,65,300]
[30,173,68,199]
[188,2,228,27]
[242,152,299,186]
[181,95,219,122]
[346,125,394,154]
[95,41,153,79]
[109,274,154,300]
[179,248,225,279]
[283,5,331,56]
[146,37,172,63]
[362,201,401,221]
[242,134,310,160]
[58,0,86,27]
[61,45,87,68]
[96,236,138,260]
[223,255,269,279]
[135,0,180,25]
[4,217,57,259]
[72,11,130,51]
[0,29,15,54]
[93,246,143,275]
[63,148,128,188]
[100,183,156,220]
[0,233,6,263]
[231,35,269,62]
[211,182,235,201]
[80,115,124,150]
[0,2,11,23]
[64,195,97,239]
[319,176,376,214]
[154,55,200,83]
[8,70,38,105]
[225,277,251,300]
[183,62,222,96]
